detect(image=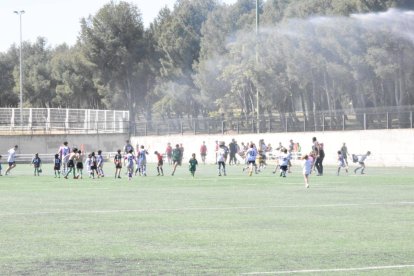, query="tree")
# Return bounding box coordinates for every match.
[0,49,18,106]
[79,1,146,132]
[50,45,102,108]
